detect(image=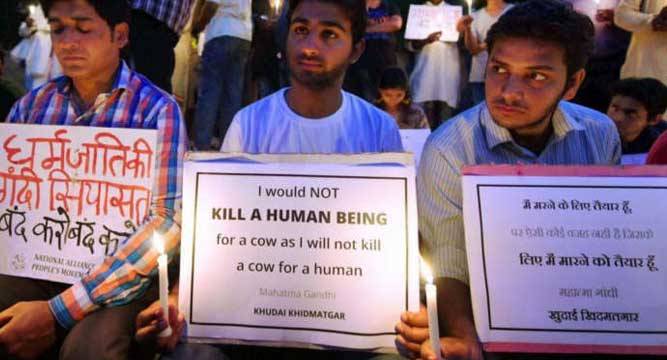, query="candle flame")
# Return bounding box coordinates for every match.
[420,257,434,284]
[154,232,165,255]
